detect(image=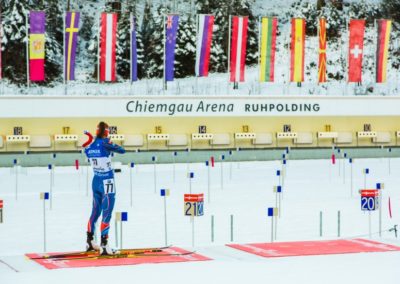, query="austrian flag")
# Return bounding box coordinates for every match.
[230,16,248,83]
[100,13,117,82]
